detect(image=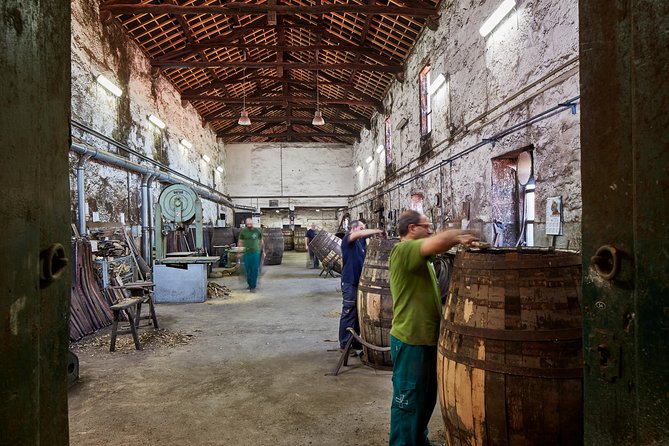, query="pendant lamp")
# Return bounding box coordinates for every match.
[312,71,325,126]
[238,69,251,126]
